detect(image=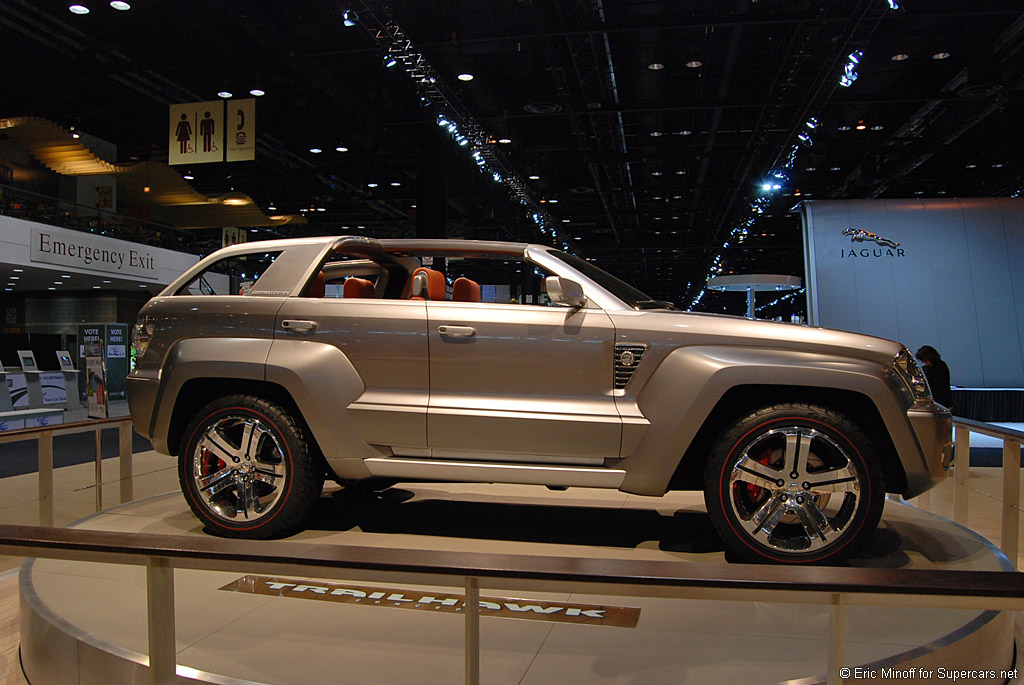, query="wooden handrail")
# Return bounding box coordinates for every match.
[1,523,1022,603]
[0,415,130,444]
